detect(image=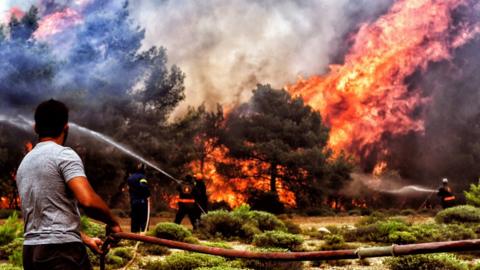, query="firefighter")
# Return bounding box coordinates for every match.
[437,178,456,209]
[127,163,151,233]
[174,175,200,229]
[193,174,208,214]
